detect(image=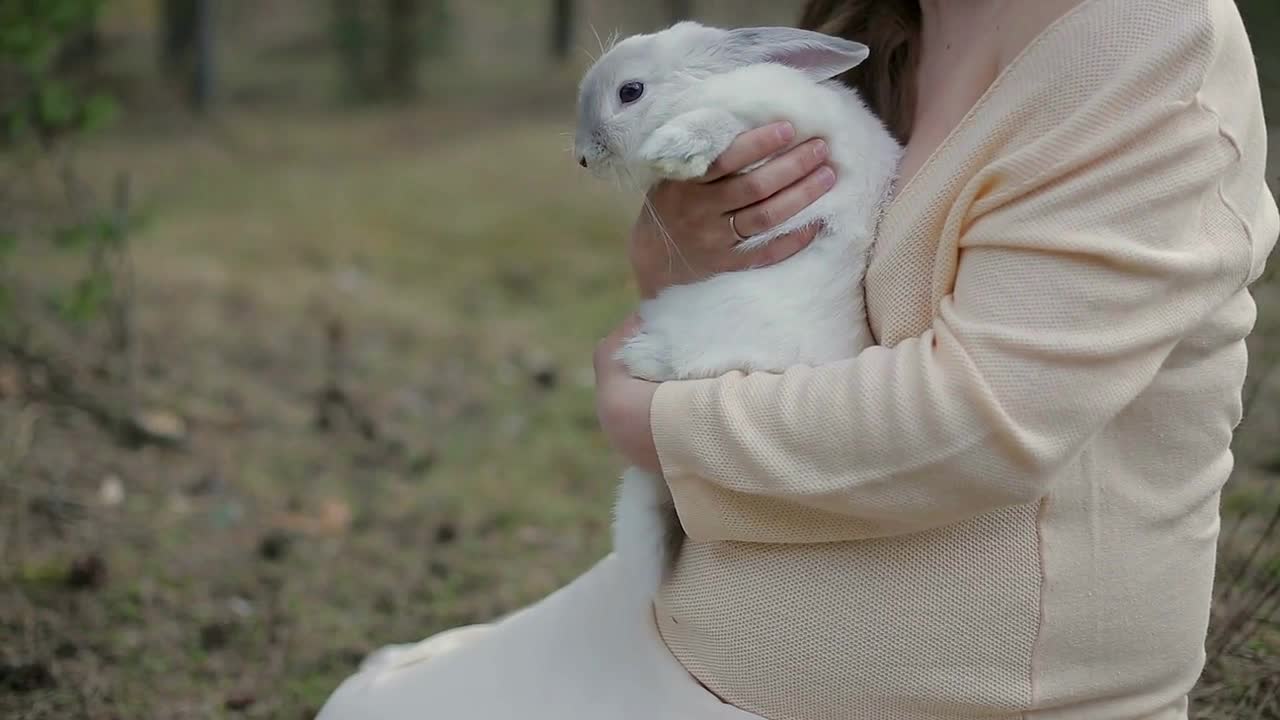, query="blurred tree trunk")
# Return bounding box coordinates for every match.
[550,0,575,62]
[159,0,215,111]
[191,0,214,110]
[57,25,103,74]
[383,0,422,99]
[160,0,195,68]
[667,0,692,24]
[331,0,372,101]
[333,0,445,103]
